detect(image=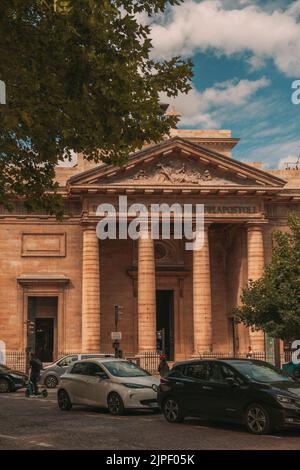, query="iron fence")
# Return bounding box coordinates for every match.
[5,352,27,373]
[2,350,295,375]
[135,352,161,375]
[198,352,267,361]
